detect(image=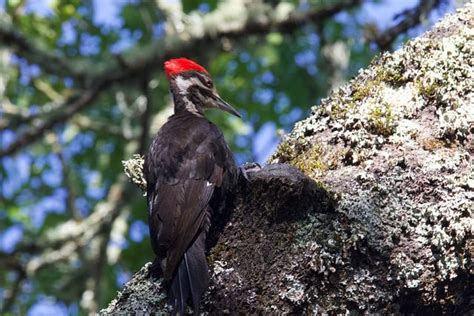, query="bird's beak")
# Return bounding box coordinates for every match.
[213,94,241,118]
